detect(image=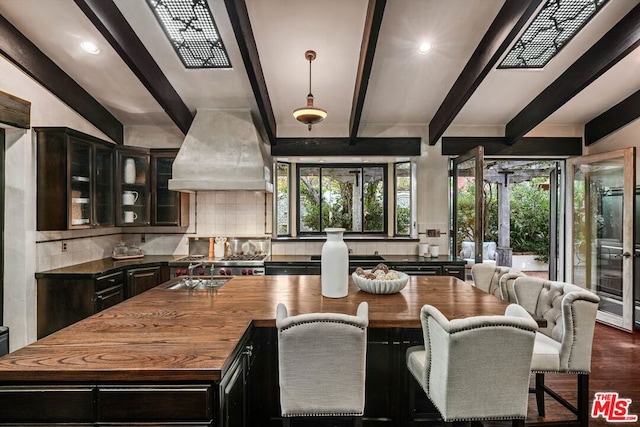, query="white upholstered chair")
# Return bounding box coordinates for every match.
[512,276,600,427]
[276,302,368,427]
[471,263,525,300]
[406,304,538,426]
